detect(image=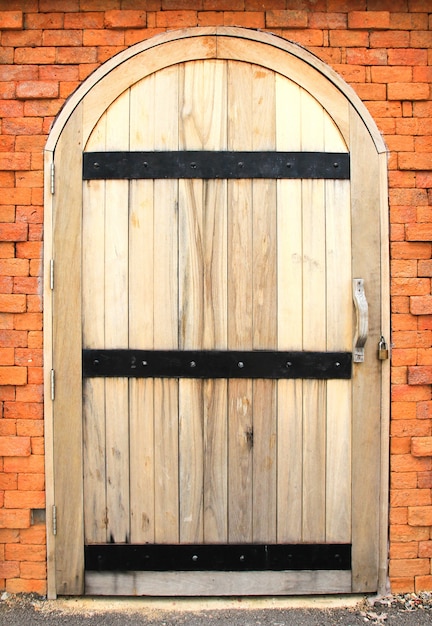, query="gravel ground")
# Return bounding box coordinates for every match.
[1,593,432,625]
